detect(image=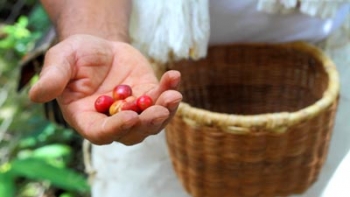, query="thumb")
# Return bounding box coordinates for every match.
[29,48,74,103]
